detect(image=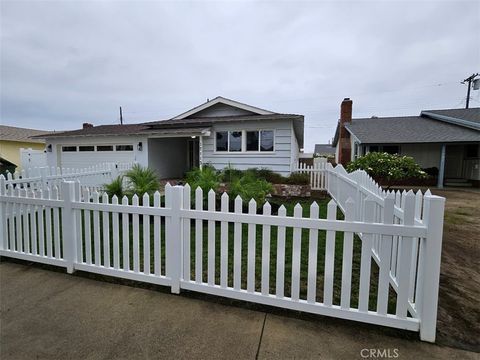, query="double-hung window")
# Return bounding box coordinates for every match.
[216,130,274,152]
